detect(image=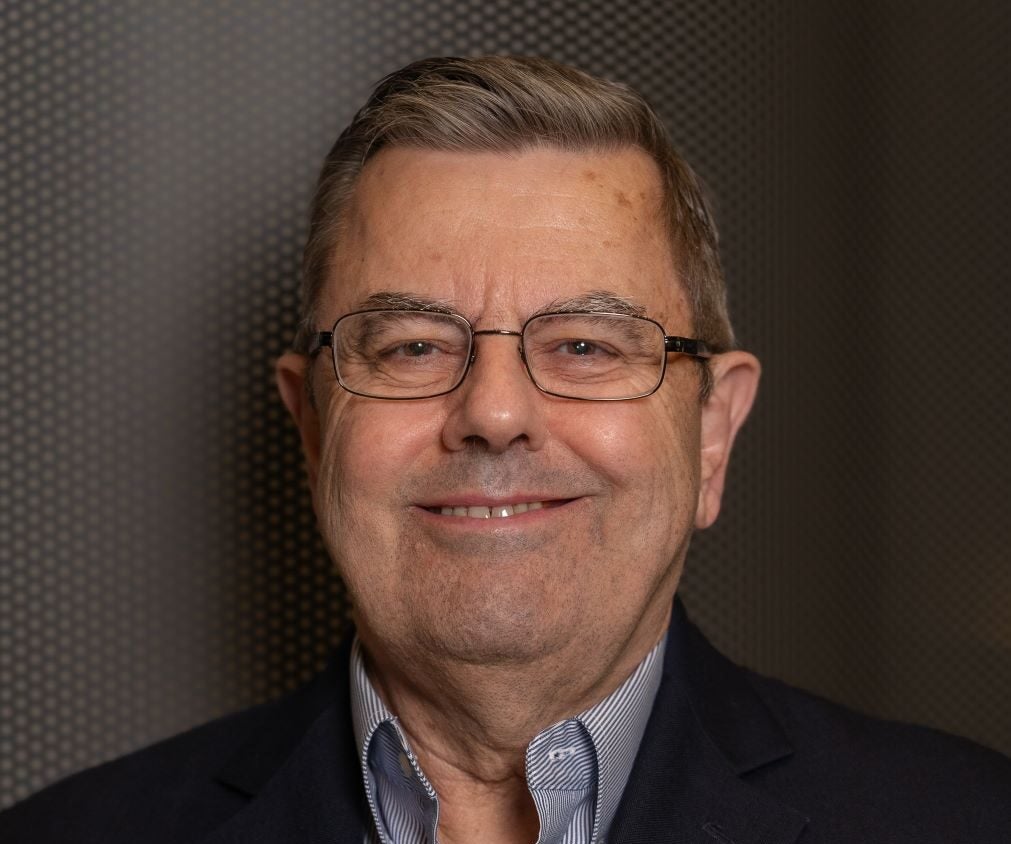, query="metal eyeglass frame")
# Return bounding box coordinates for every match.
[308,308,712,401]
